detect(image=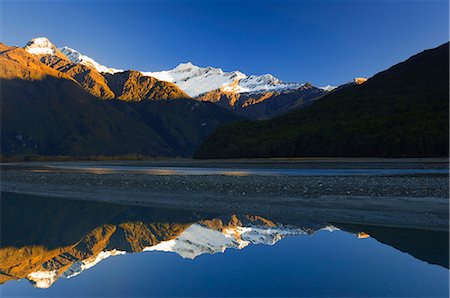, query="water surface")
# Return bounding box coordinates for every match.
[0,192,448,297]
[25,164,450,176]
